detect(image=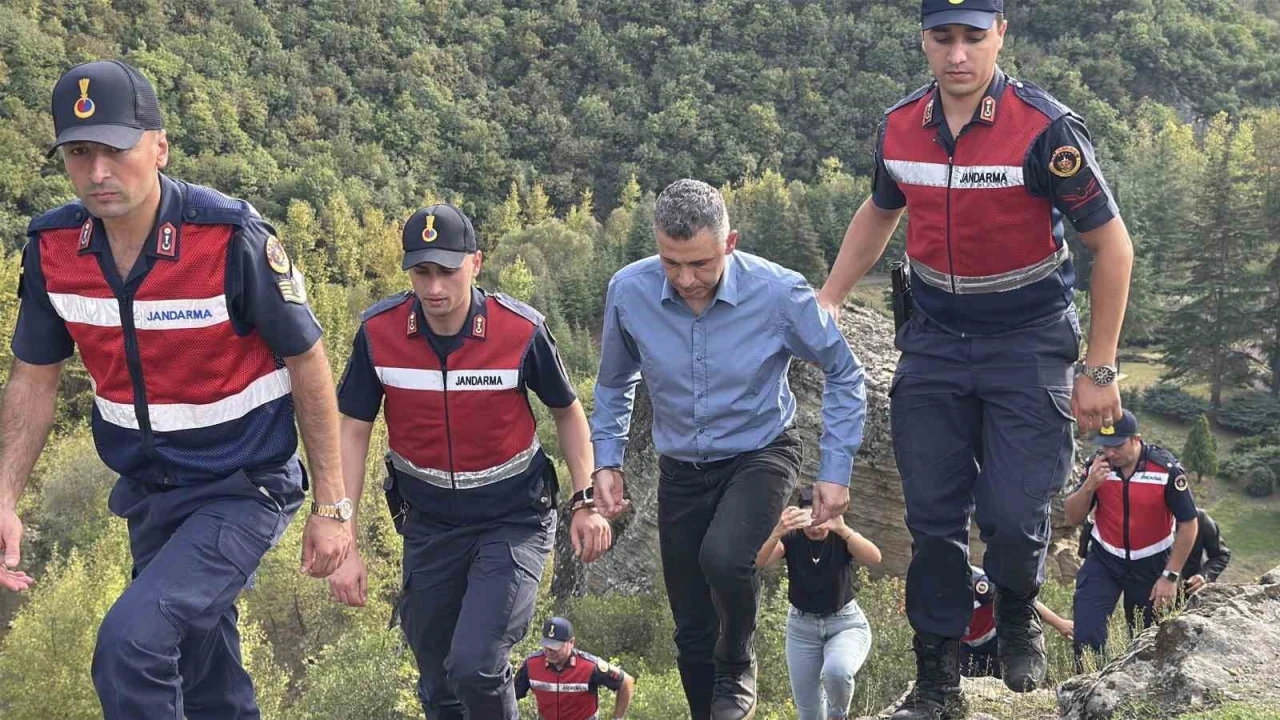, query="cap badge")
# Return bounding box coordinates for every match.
[423,214,438,243]
[547,625,556,639]
[1100,425,1115,436]
[949,0,965,4]
[74,78,96,120]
